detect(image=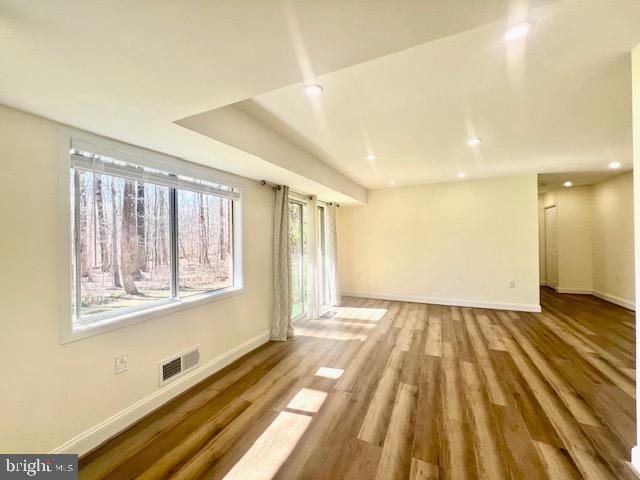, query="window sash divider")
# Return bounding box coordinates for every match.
[169,187,179,298]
